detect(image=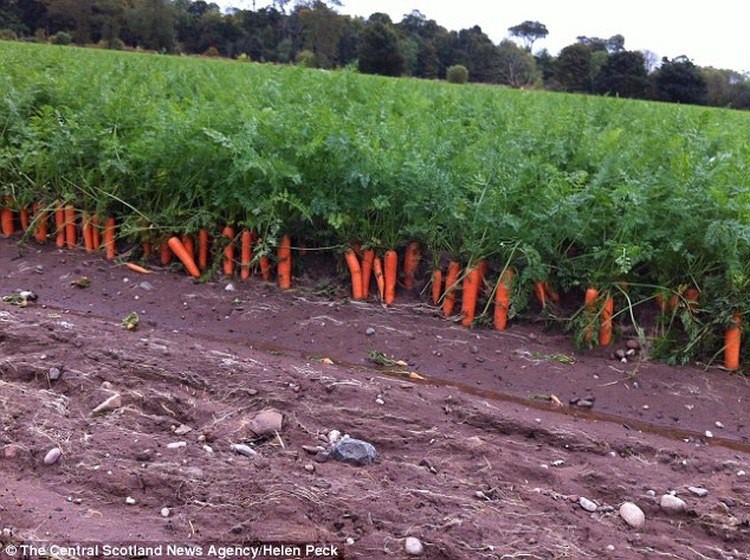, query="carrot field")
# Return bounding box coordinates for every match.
[2,41,750,367]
